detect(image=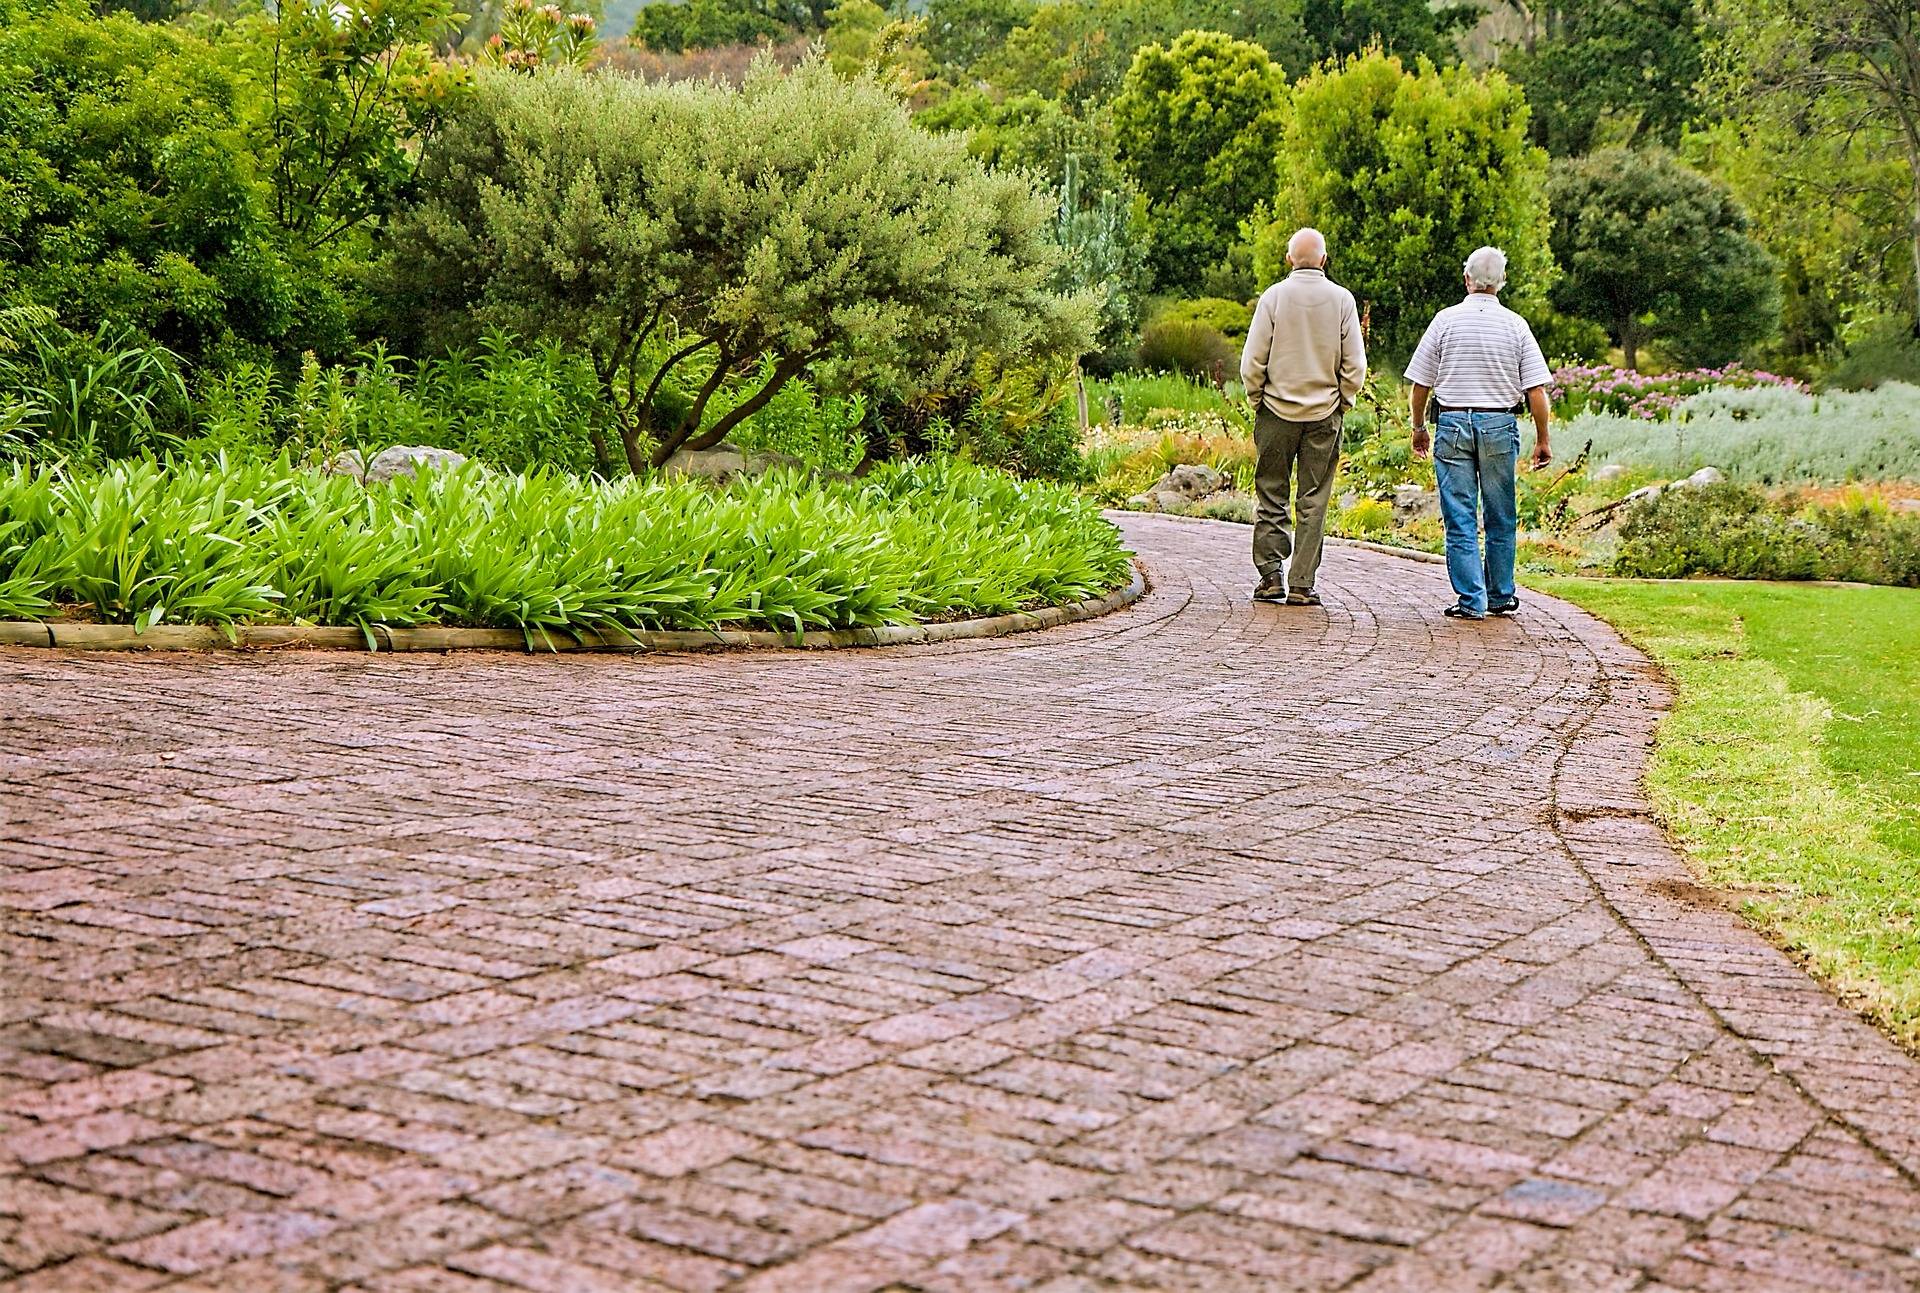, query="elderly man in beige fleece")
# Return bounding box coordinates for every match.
[1239,227,1367,605]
